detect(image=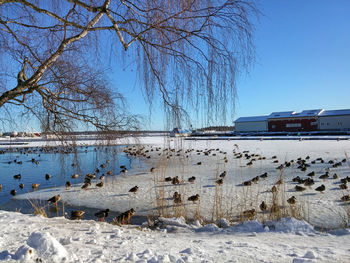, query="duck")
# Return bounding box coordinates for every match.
[287,196,296,204]
[106,171,112,175]
[188,176,196,183]
[315,184,326,193]
[81,182,90,190]
[340,195,350,202]
[173,192,182,204]
[0,184,2,190]
[13,174,21,179]
[307,171,315,177]
[10,189,16,196]
[243,209,256,219]
[129,186,139,194]
[19,183,24,189]
[71,210,85,220]
[259,172,268,178]
[216,178,224,185]
[99,174,105,180]
[165,177,172,182]
[319,173,329,179]
[339,183,348,190]
[45,173,52,180]
[259,201,267,211]
[150,167,155,173]
[94,209,110,222]
[172,176,180,185]
[32,183,40,190]
[333,173,339,179]
[96,181,104,188]
[304,178,315,186]
[65,181,71,189]
[71,173,79,179]
[219,171,227,178]
[243,180,252,186]
[47,194,61,205]
[295,185,306,192]
[188,194,200,203]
